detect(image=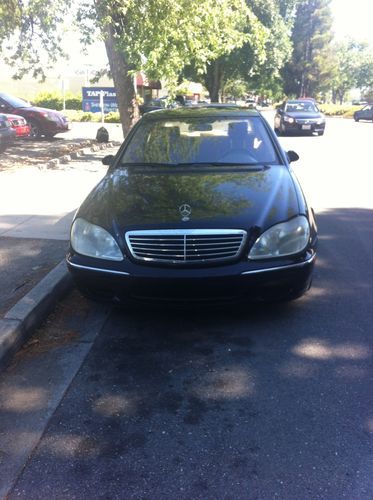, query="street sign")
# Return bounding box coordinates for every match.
[82,87,118,113]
